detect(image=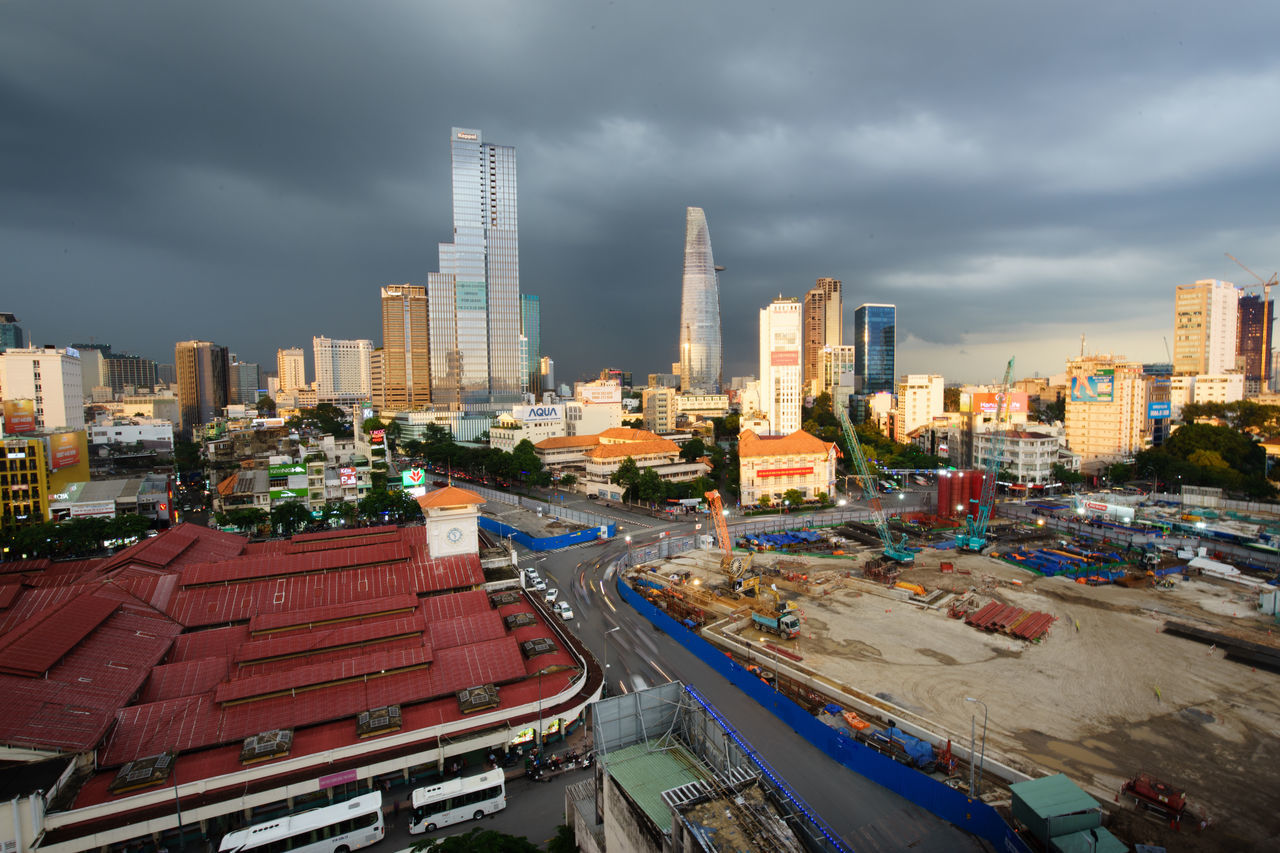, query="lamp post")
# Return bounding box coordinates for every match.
[624,535,632,566]
[603,626,620,695]
[965,696,988,796]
